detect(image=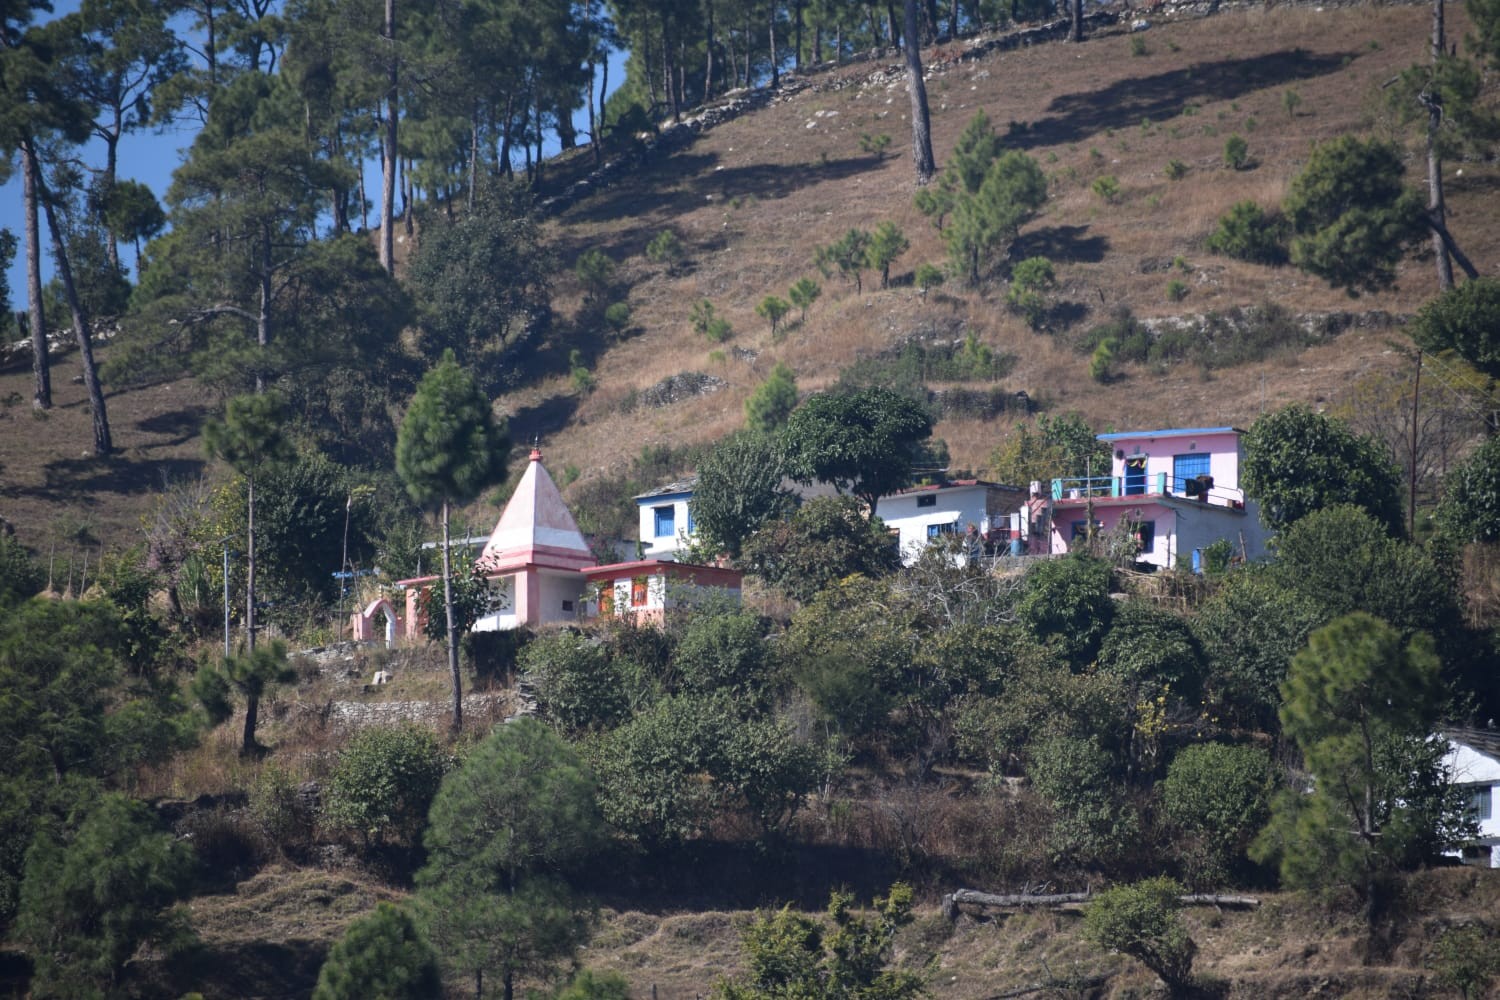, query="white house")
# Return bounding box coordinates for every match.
[1442,728,1500,868]
[877,479,1029,565]
[1048,427,1273,571]
[635,477,698,561]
